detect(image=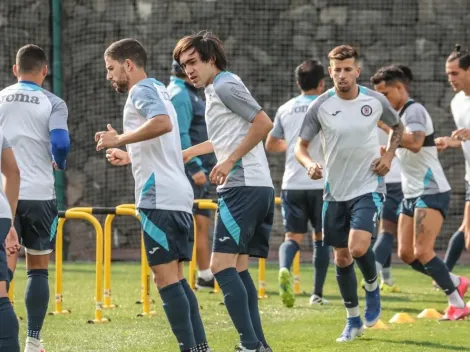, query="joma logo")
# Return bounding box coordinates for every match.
[0,93,40,104]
